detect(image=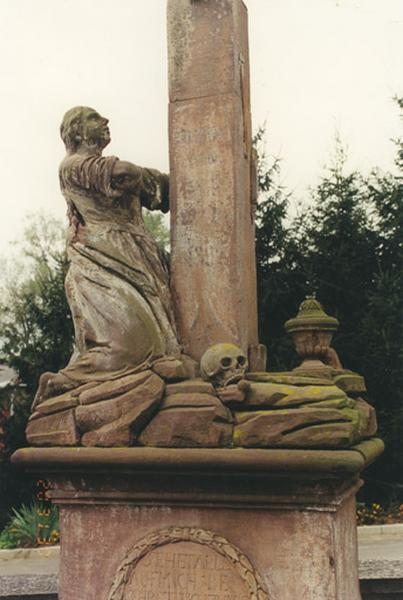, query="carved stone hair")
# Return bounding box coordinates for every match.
[60,106,95,153]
